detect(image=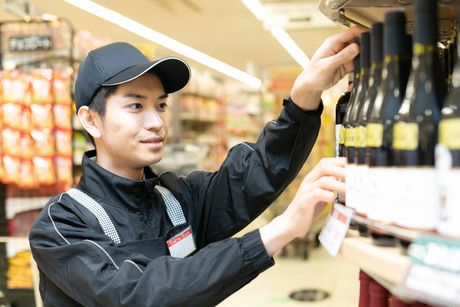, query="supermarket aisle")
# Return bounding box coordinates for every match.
[219,247,360,307]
